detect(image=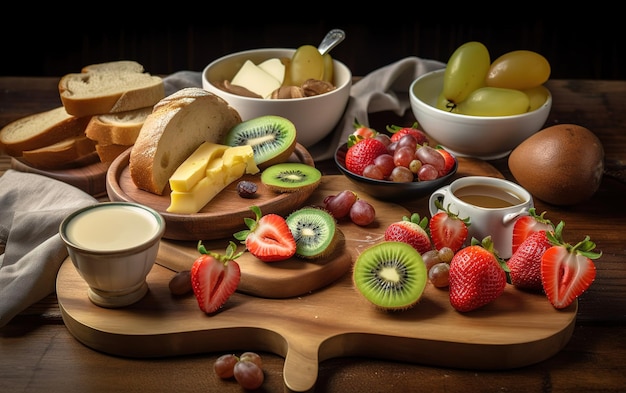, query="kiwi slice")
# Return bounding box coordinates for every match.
[261,162,321,193]
[224,115,297,168]
[353,241,427,310]
[286,206,343,259]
